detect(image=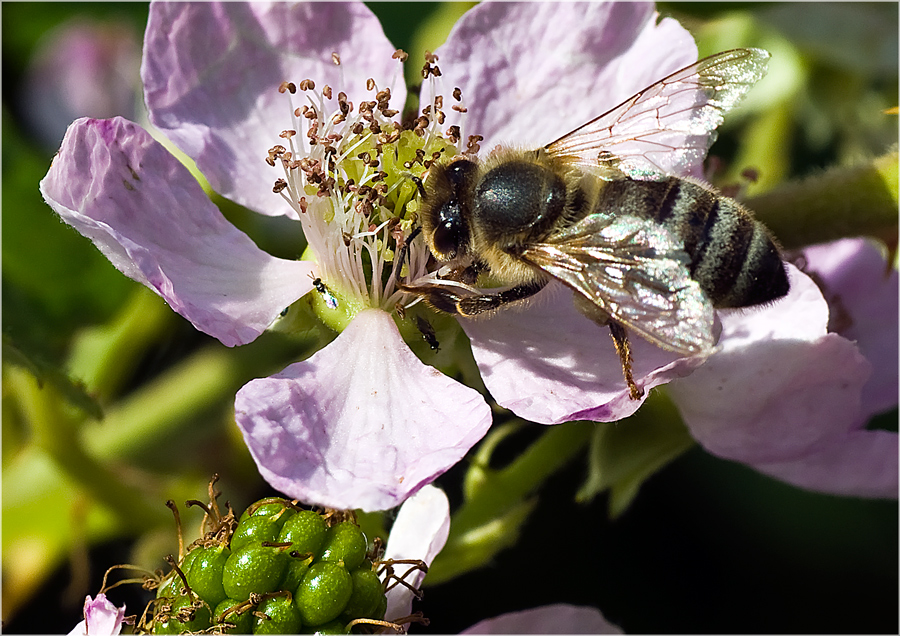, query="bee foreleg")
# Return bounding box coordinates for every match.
[399,280,546,317]
[608,321,644,401]
[456,281,546,316]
